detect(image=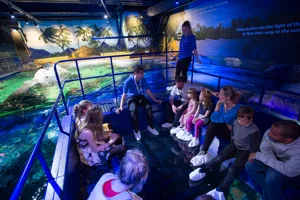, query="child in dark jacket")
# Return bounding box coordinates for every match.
[189,106,261,200]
